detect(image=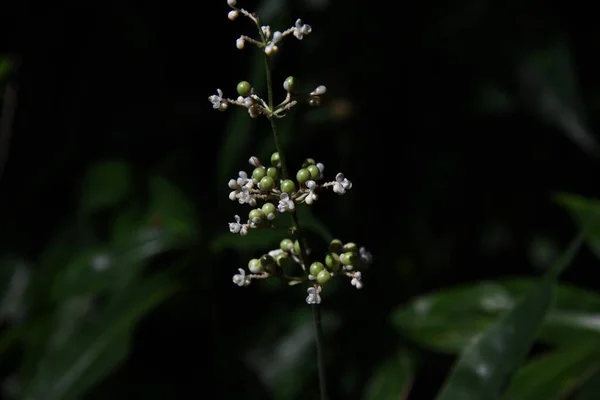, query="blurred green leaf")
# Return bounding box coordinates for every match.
[22,275,177,400]
[0,256,29,320]
[502,338,600,400]
[556,193,600,259]
[573,369,600,399]
[391,277,600,353]
[362,349,414,400]
[147,176,198,240]
[434,234,583,400]
[80,160,132,215]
